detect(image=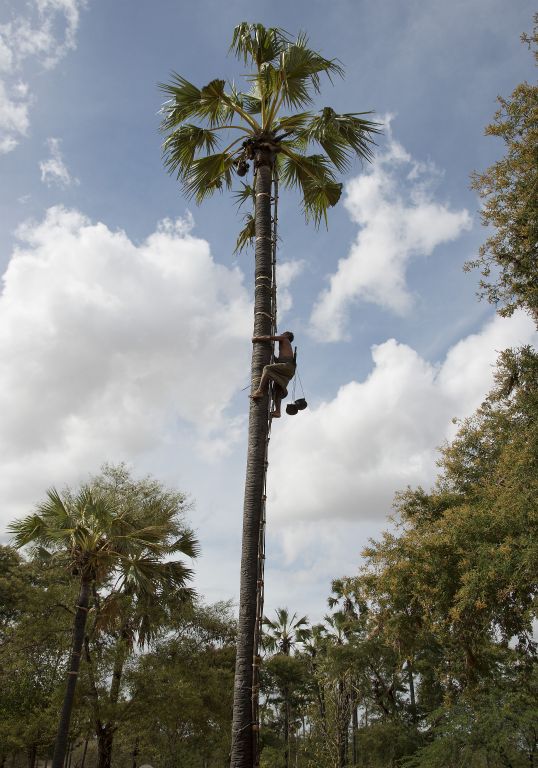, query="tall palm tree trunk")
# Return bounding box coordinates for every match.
[52,578,91,768]
[230,147,274,768]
